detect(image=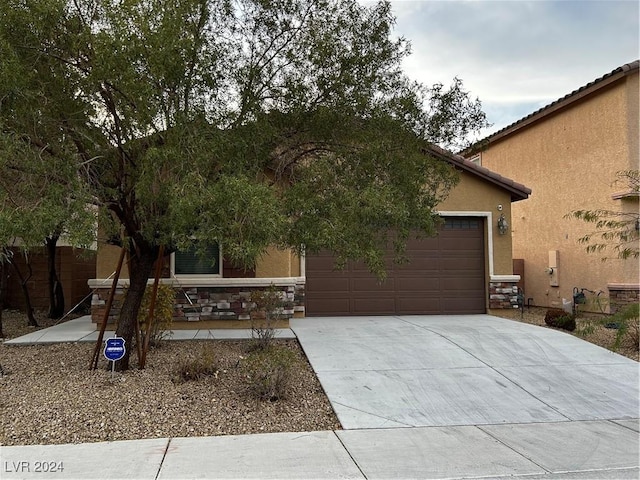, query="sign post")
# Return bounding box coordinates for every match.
[104,337,126,379]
